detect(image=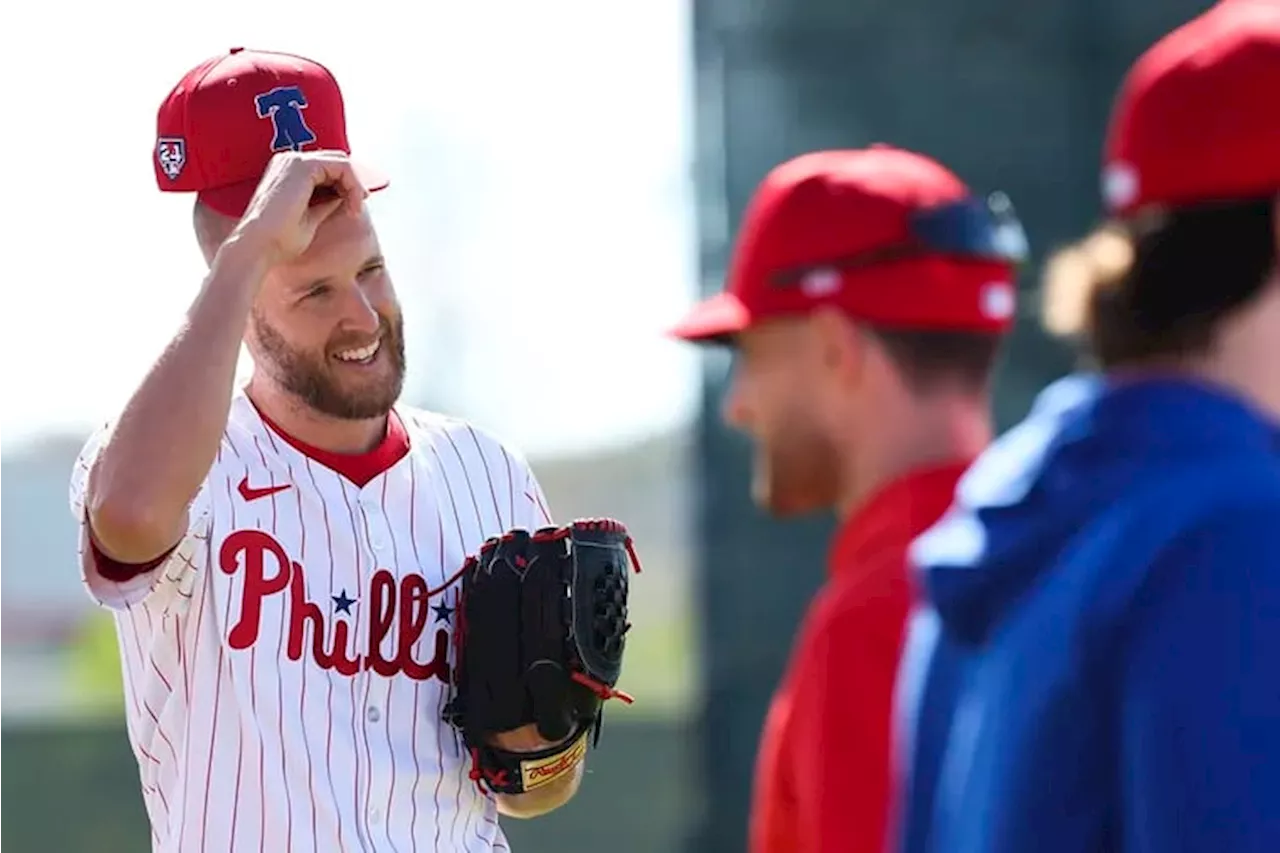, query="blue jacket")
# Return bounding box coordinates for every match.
[896,374,1280,853]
